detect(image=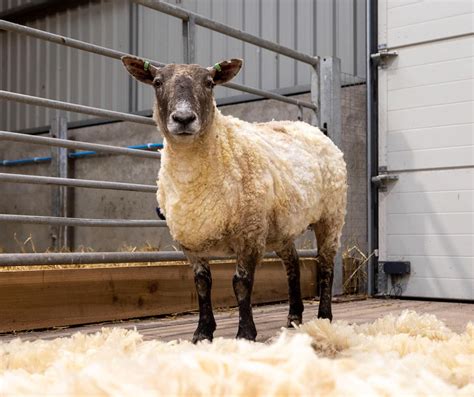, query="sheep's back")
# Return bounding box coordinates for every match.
[238,120,347,241]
